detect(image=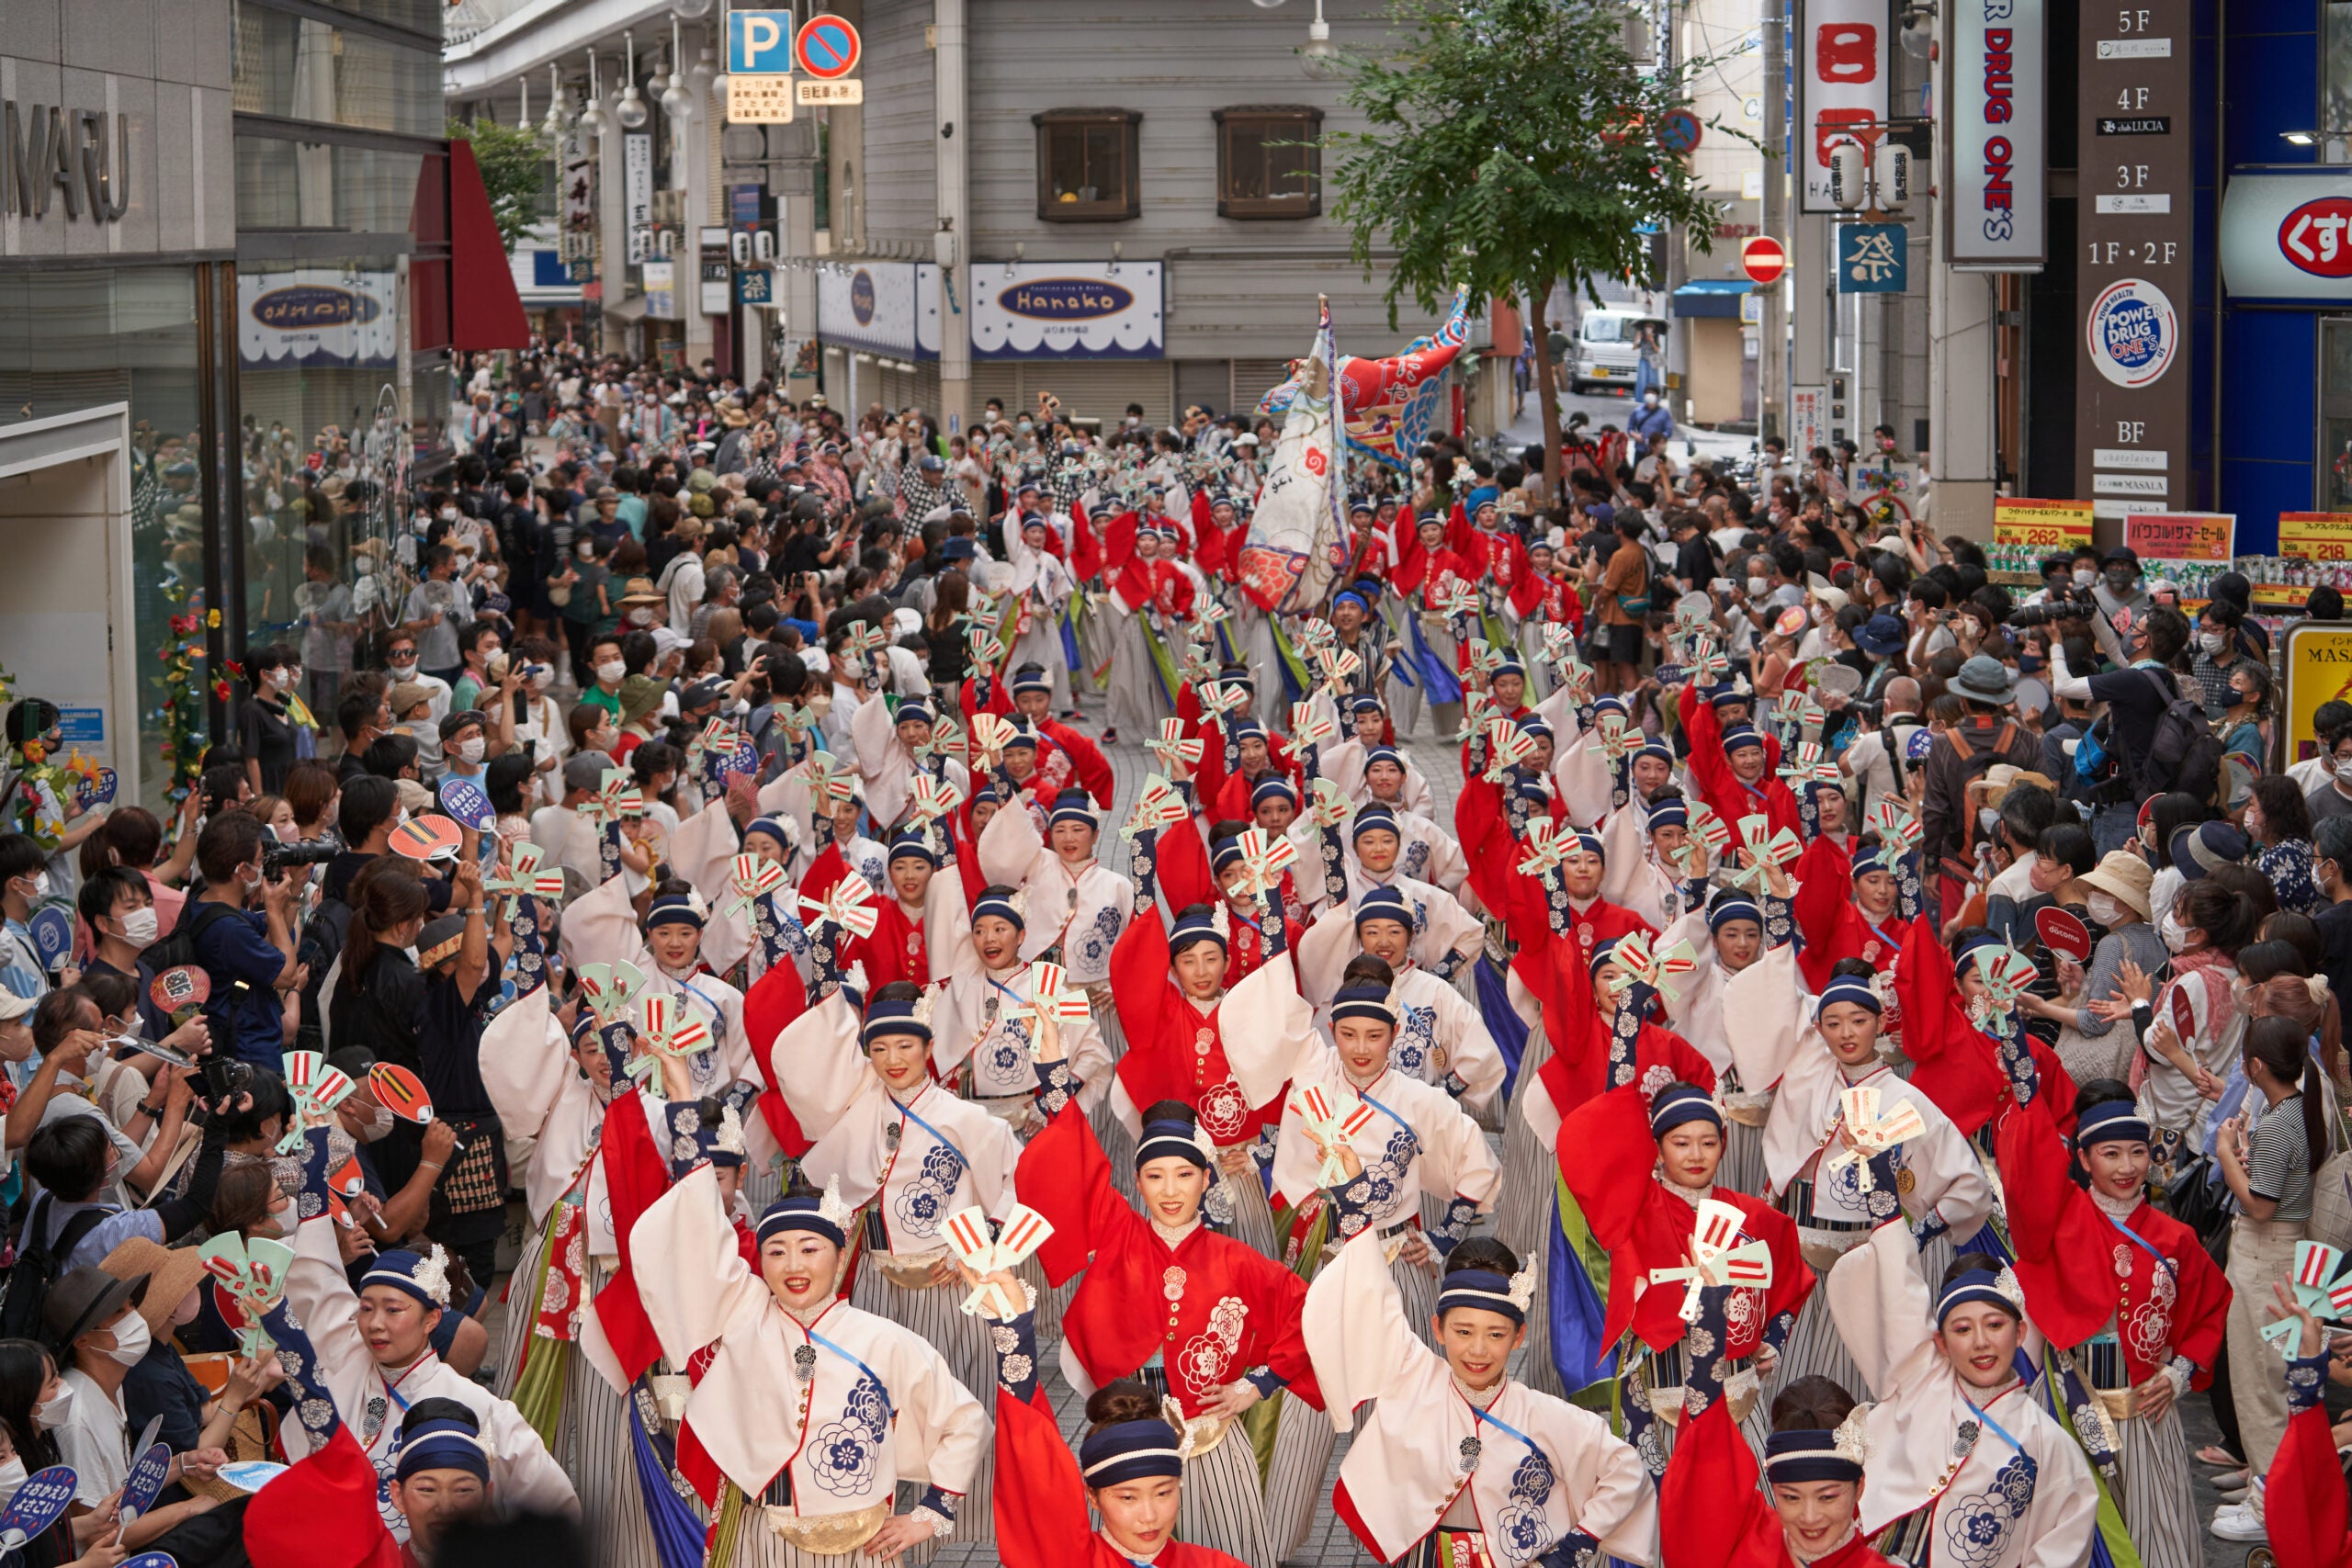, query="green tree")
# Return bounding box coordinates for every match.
[1323,0,1743,502]
[450,118,552,253]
